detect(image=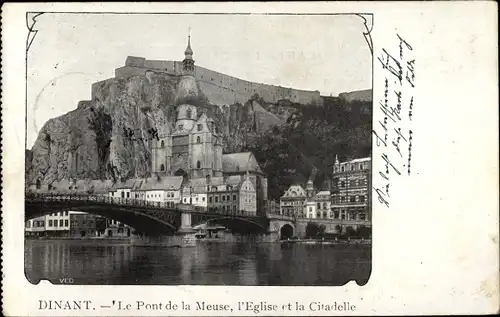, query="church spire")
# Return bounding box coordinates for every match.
[184,27,193,59]
[182,28,195,75]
